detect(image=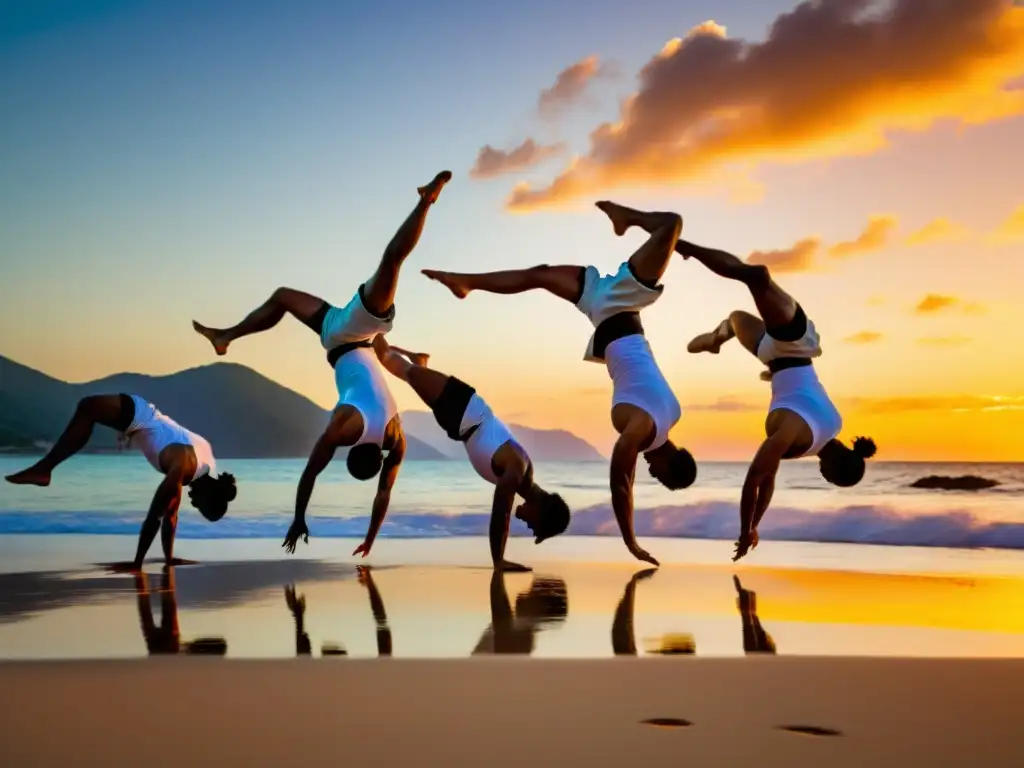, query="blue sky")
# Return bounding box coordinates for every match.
[3,0,1024,459]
